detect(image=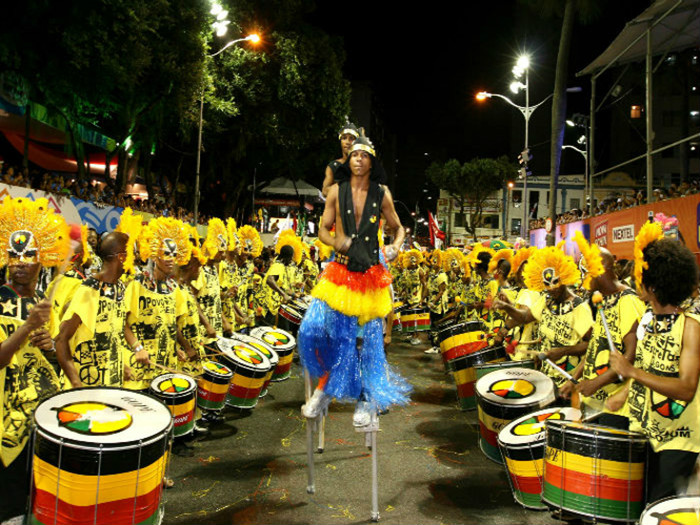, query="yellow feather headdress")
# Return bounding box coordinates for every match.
[488,249,514,275]
[428,249,443,268]
[314,238,333,261]
[115,207,144,274]
[238,225,263,257]
[402,248,424,268]
[187,224,208,265]
[226,218,239,251]
[139,217,191,266]
[442,248,463,273]
[275,230,303,264]
[573,231,605,290]
[510,246,536,278]
[523,245,580,292]
[467,243,496,269]
[634,221,664,287]
[0,197,70,268]
[203,218,228,259]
